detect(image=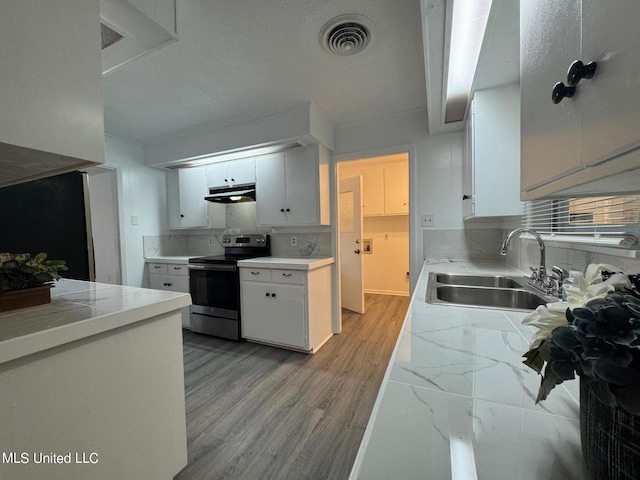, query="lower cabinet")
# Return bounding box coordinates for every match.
[240,265,333,353]
[148,262,191,329]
